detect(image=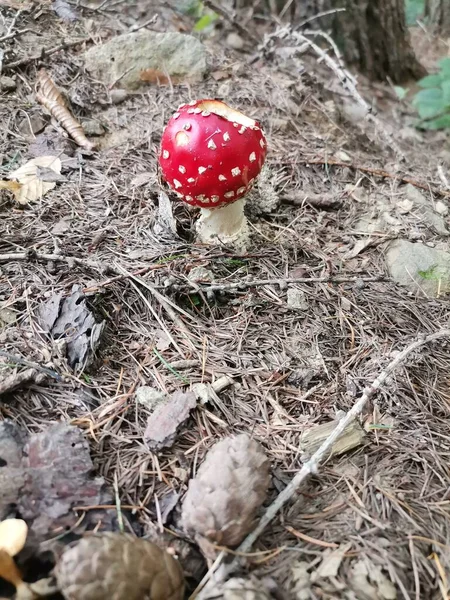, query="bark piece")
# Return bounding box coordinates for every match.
[0,421,113,540]
[181,434,270,547]
[144,390,197,451]
[55,533,185,600]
